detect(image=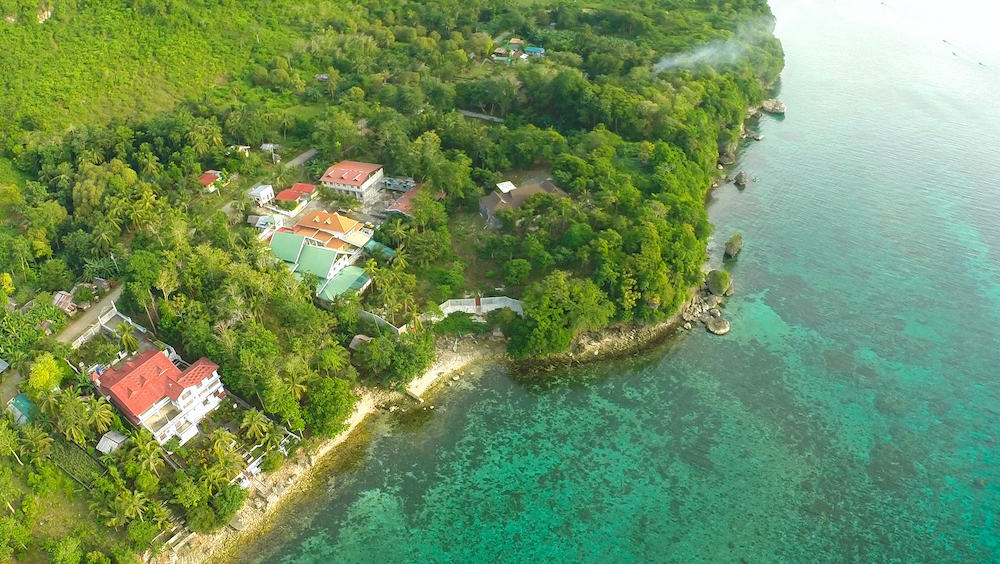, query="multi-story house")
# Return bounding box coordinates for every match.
[319,161,384,204]
[91,349,227,445]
